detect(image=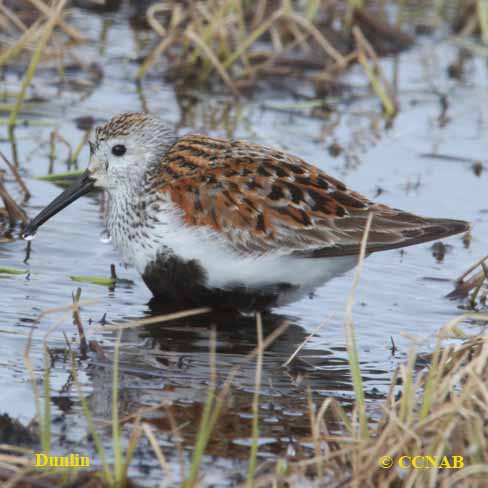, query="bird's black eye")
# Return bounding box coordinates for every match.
[112,144,126,157]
